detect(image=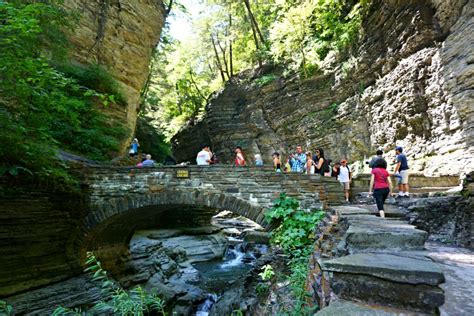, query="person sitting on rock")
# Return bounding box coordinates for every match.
[234,146,246,166]
[290,146,306,173]
[141,154,155,167]
[196,145,212,165]
[369,158,393,218]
